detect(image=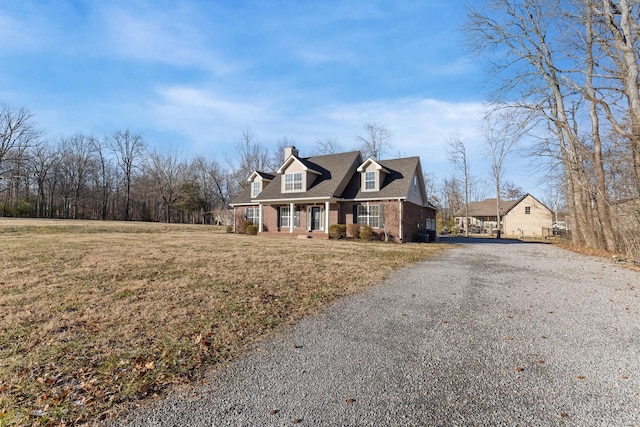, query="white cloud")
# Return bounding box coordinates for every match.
[98,4,242,75]
[147,85,486,167]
